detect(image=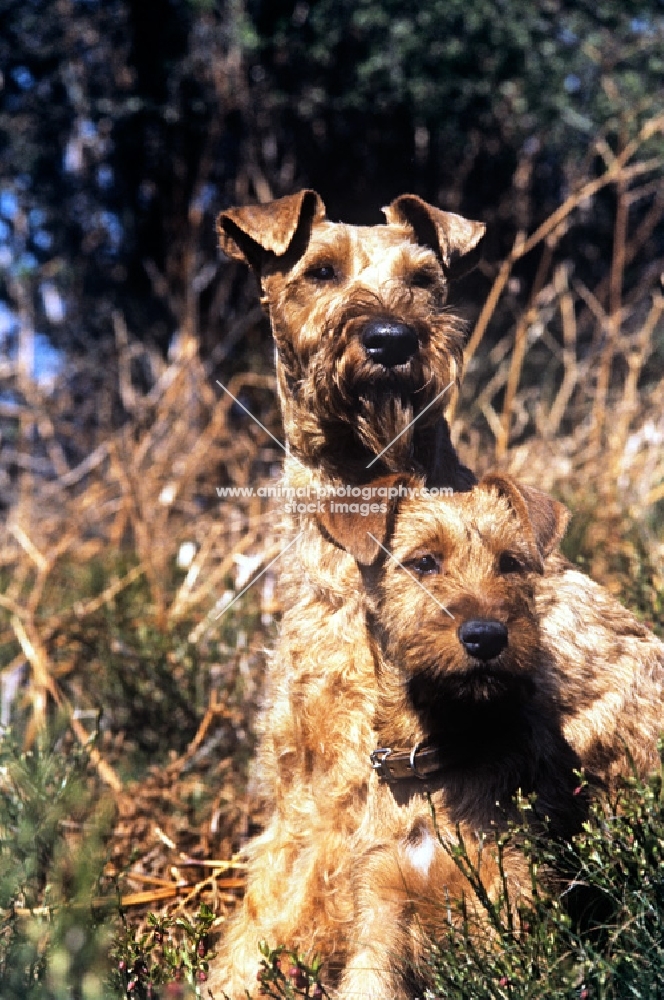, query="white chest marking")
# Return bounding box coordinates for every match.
[404,829,437,879]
